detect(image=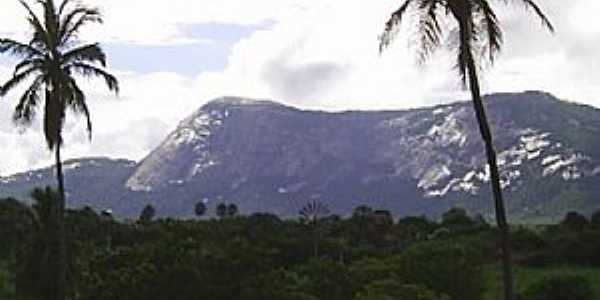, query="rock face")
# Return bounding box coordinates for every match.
[3,91,600,219]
